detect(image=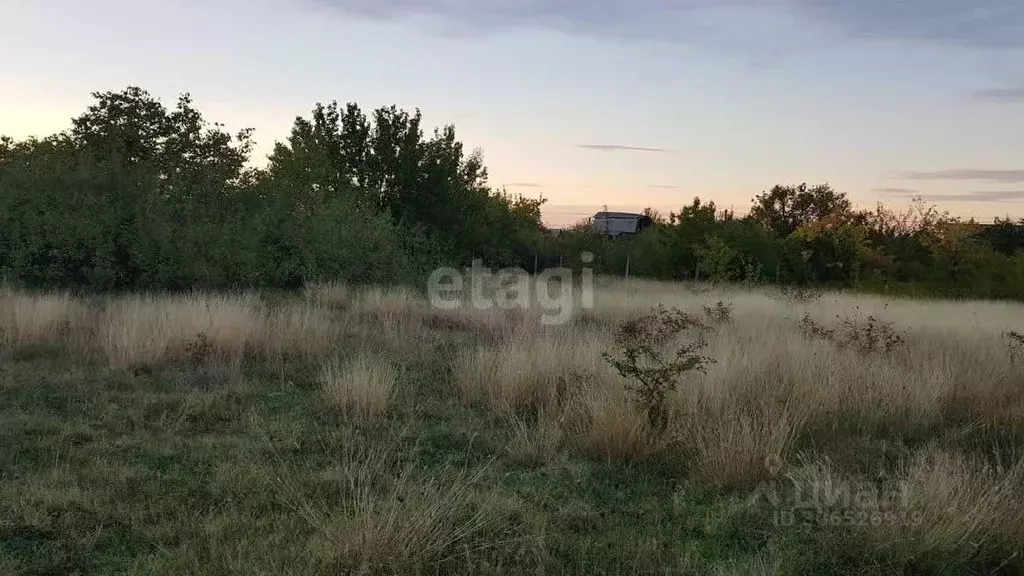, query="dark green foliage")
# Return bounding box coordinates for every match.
[602,305,715,429]
[551,188,1023,301]
[749,182,851,237]
[3,87,1023,300]
[0,88,547,291]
